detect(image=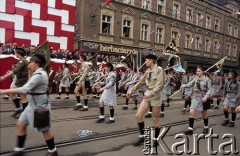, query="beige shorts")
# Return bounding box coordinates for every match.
[142,90,162,107]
